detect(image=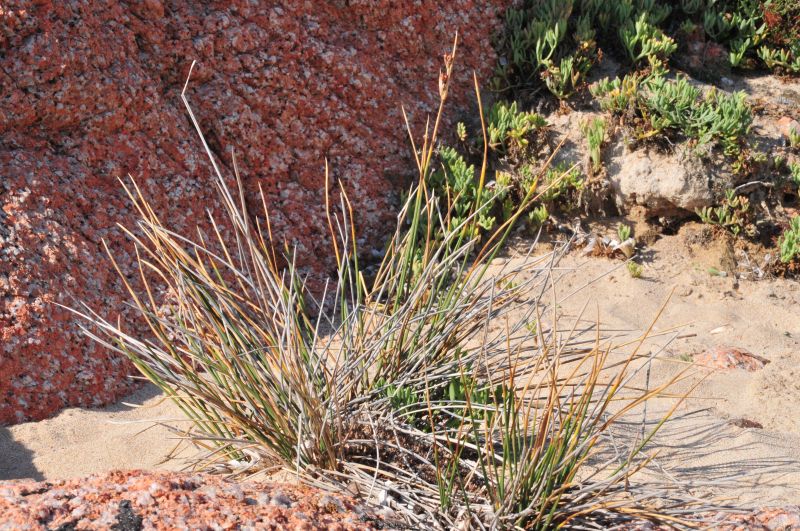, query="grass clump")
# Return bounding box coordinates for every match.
[71,48,696,530]
[77,173,687,528]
